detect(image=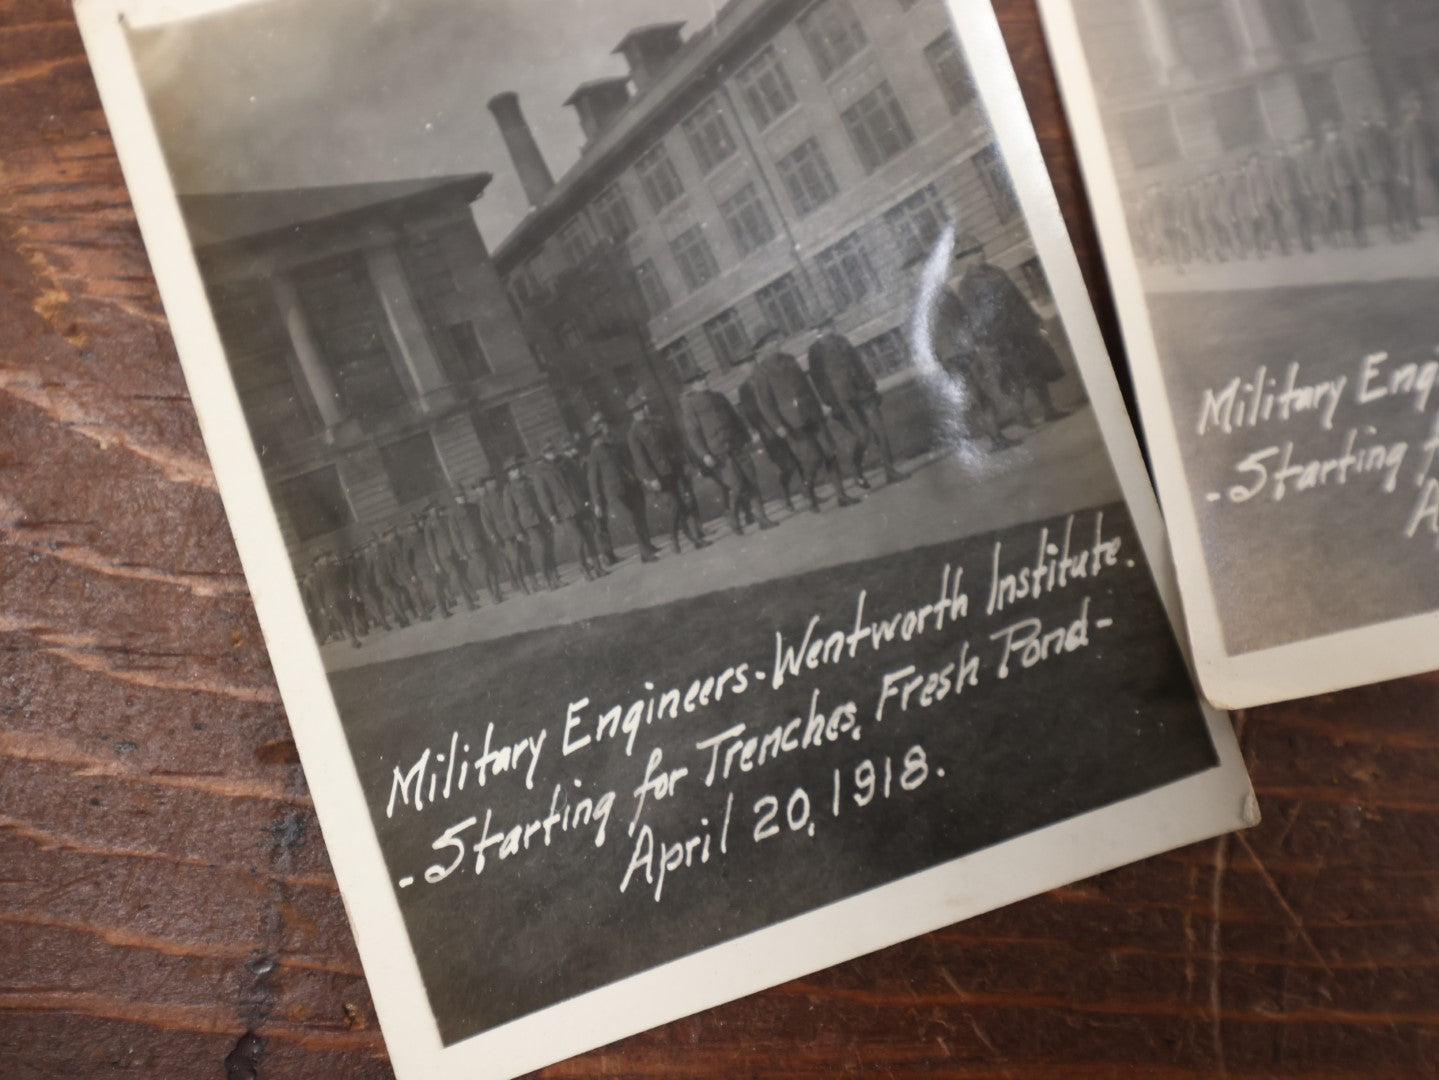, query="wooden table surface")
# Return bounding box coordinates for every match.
[3,1,1437,1076]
